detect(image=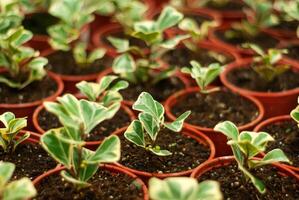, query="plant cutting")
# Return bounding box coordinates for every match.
[34,95,147,199]
[42,0,112,93]
[165,60,264,156]
[0,26,63,126]
[0,111,57,179]
[0,161,37,200]
[115,92,215,178]
[221,44,299,118]
[149,177,222,200]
